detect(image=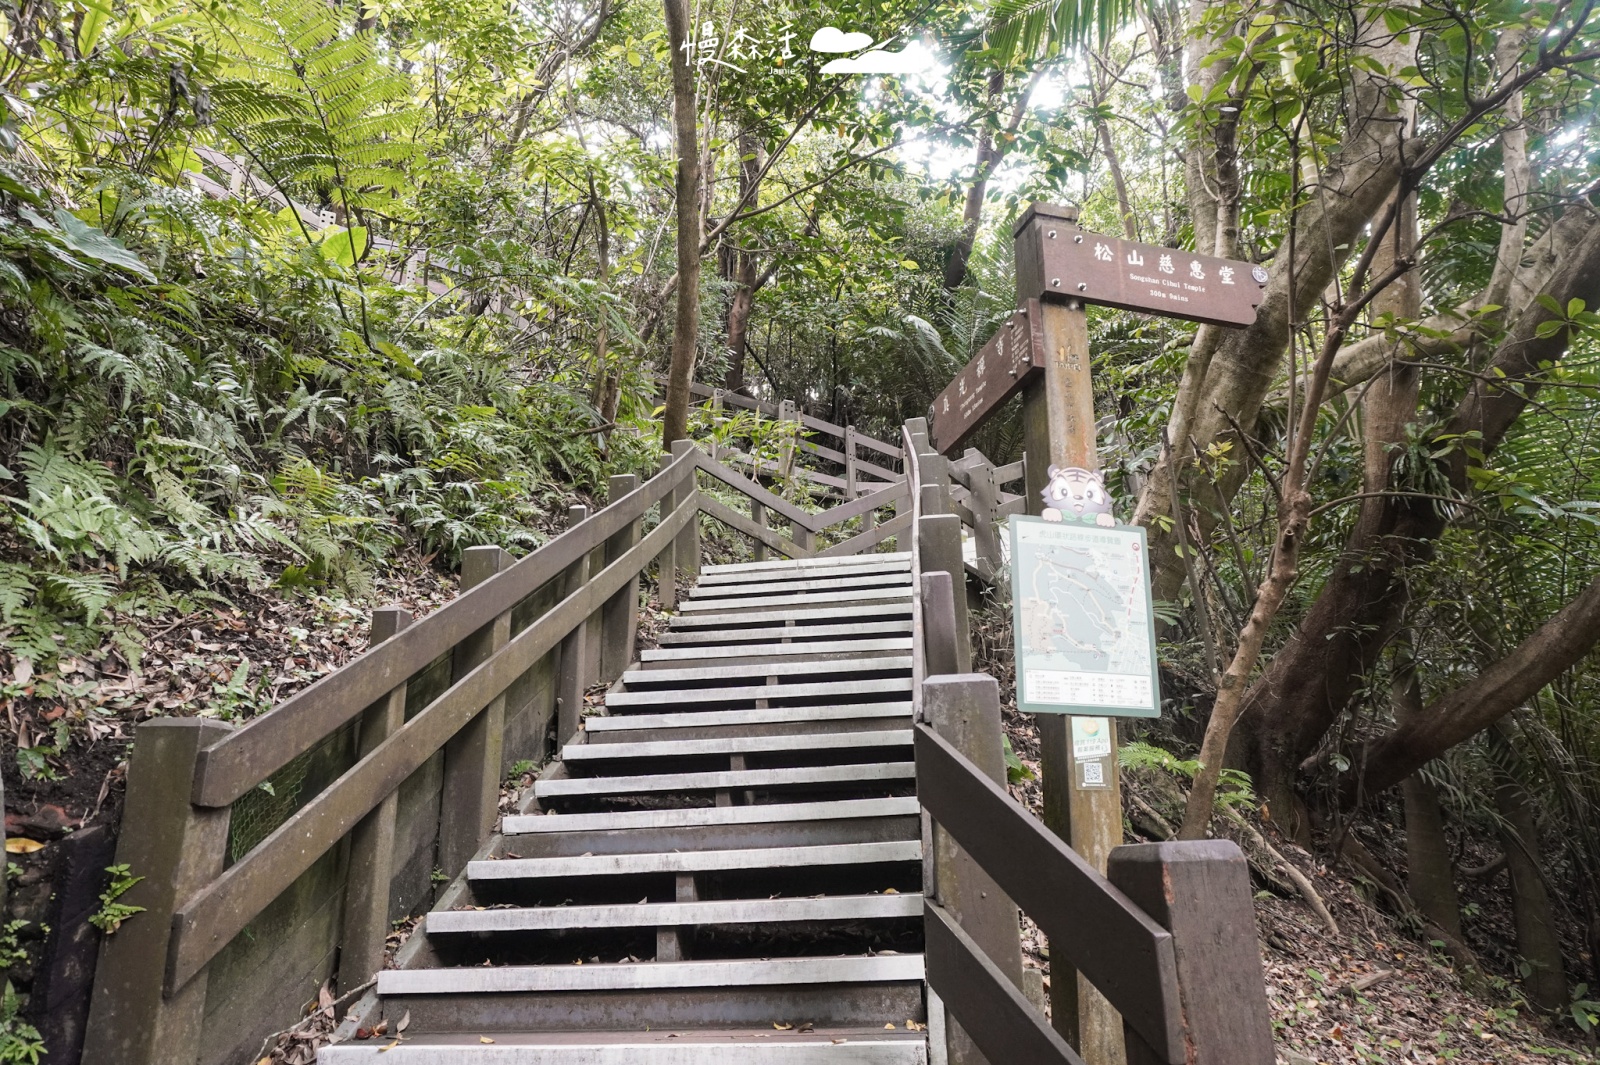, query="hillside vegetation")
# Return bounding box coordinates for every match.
[2,0,1600,1057]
